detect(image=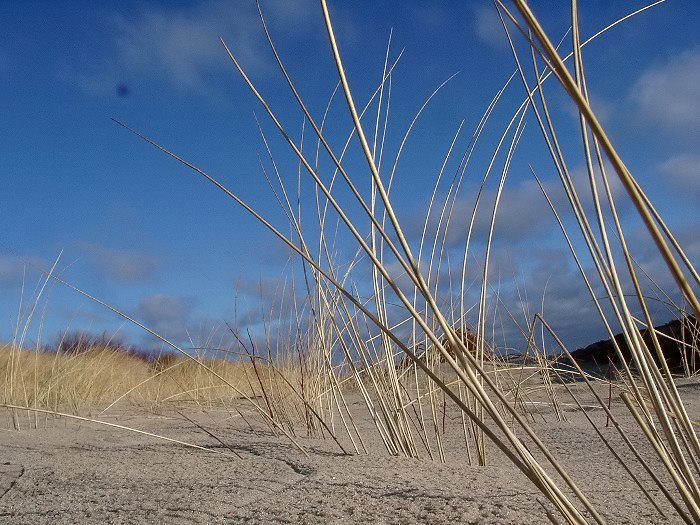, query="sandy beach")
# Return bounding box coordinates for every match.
[2,374,697,524]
